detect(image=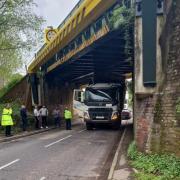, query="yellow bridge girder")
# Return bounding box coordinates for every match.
[28,0,117,73]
